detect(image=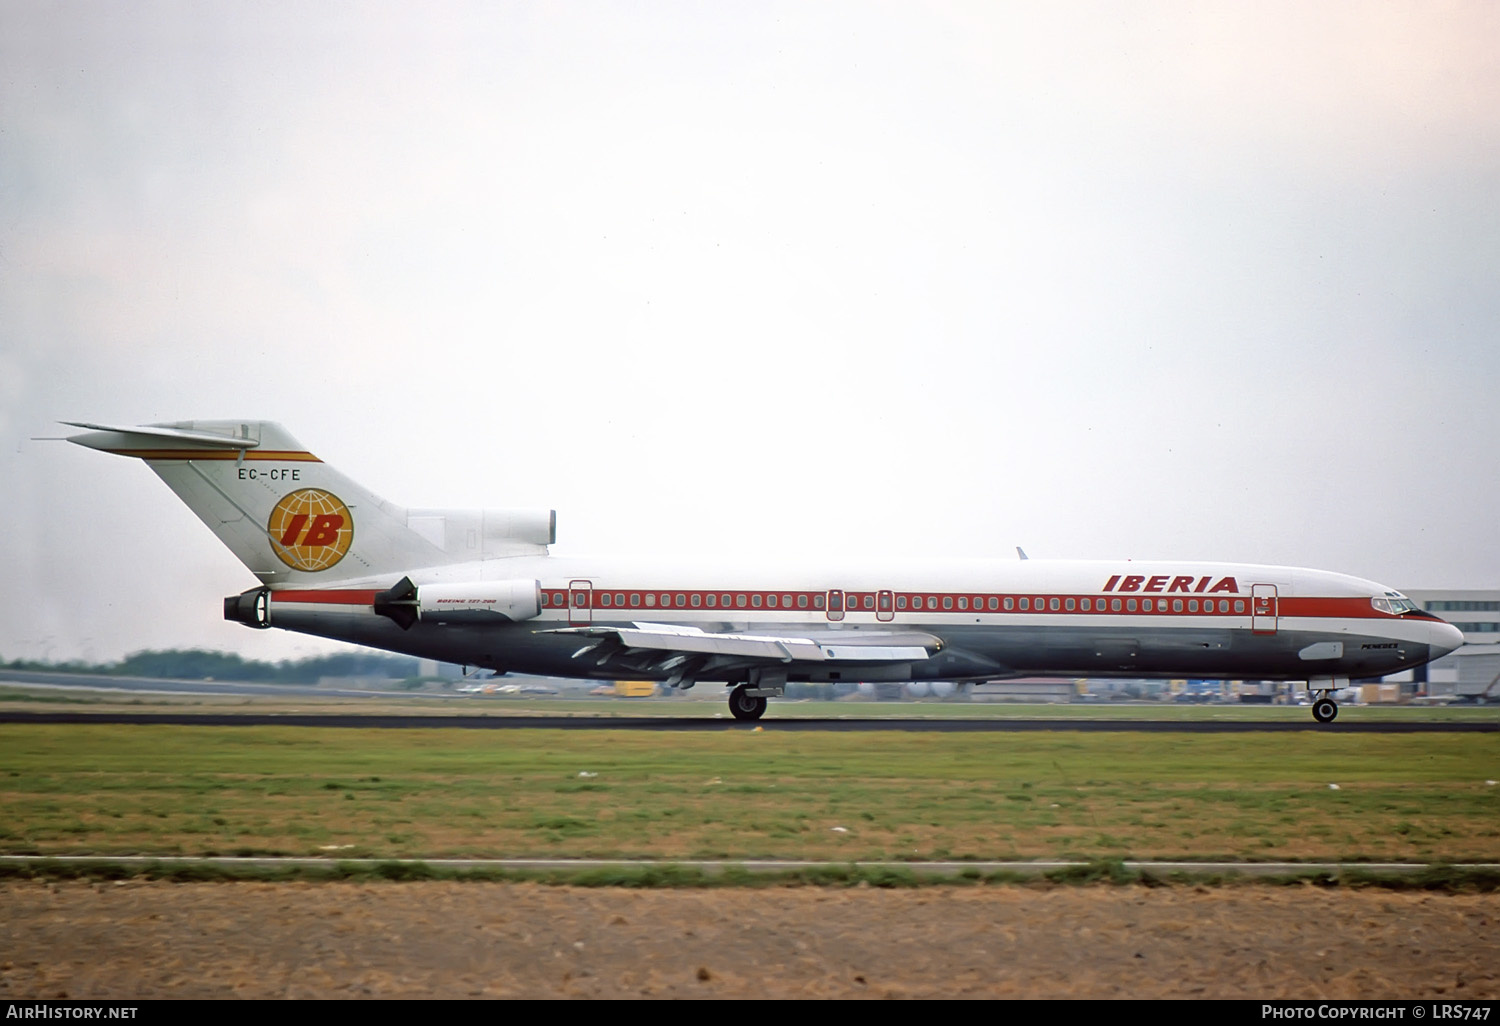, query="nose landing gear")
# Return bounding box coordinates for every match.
[1311,696,1339,723]
[1306,676,1348,724]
